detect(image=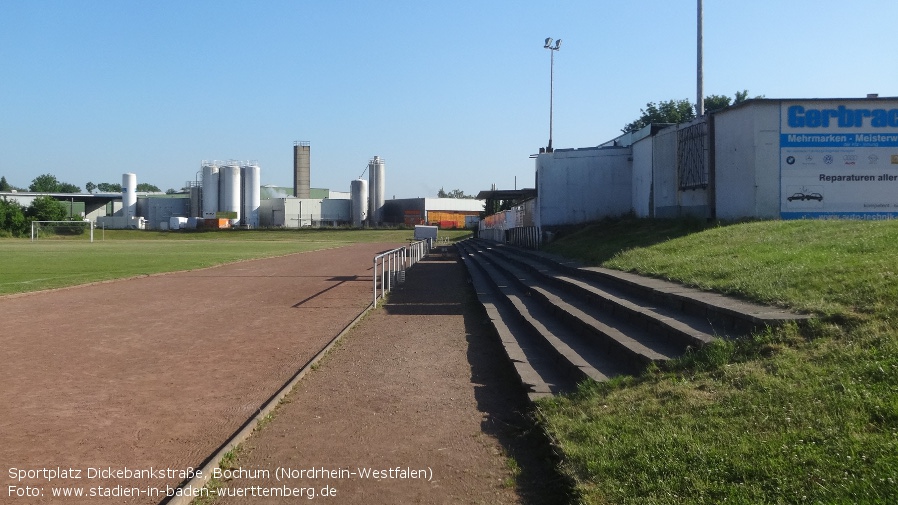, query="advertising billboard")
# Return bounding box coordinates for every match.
[780,100,898,219]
